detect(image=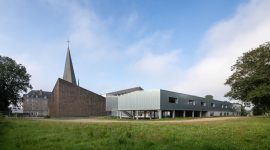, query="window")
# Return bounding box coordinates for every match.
[221,104,224,108]
[169,97,178,104]
[211,103,215,107]
[225,105,228,109]
[201,102,206,107]
[188,100,195,105]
